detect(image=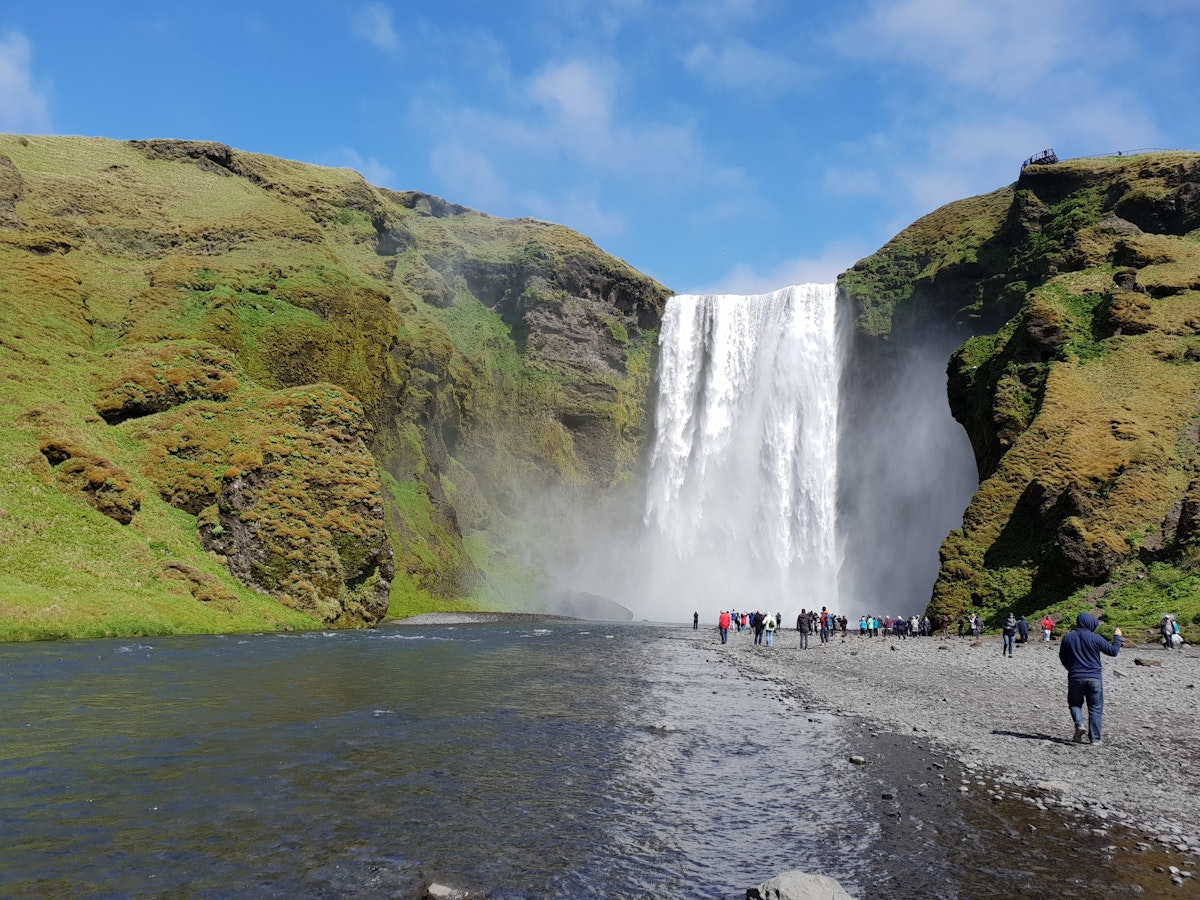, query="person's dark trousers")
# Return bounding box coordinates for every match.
[1067,678,1105,742]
